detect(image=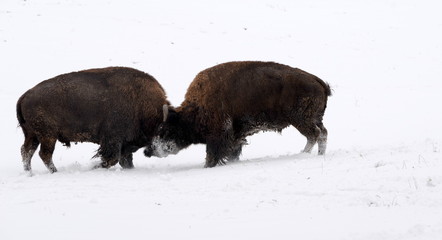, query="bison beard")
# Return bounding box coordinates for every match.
[17,67,170,173]
[150,61,331,168]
